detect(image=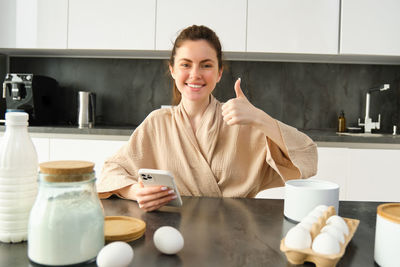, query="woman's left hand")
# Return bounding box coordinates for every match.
[221,78,261,126]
